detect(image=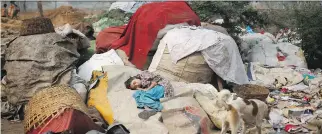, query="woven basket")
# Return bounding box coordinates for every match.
[20,17,55,36]
[24,85,89,132]
[154,47,214,83]
[233,84,269,102]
